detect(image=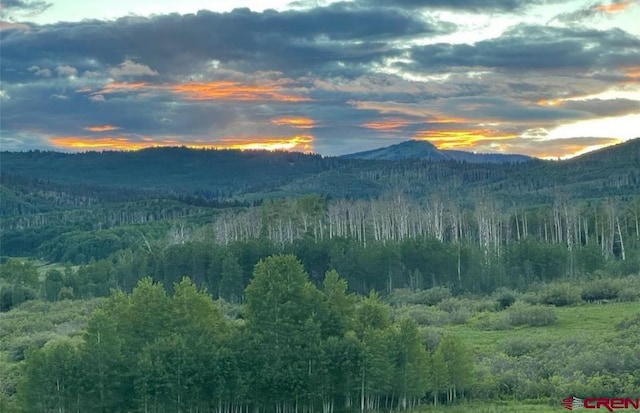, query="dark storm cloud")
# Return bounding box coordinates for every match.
[0,3,451,81]
[357,0,556,12]
[0,79,251,137]
[406,25,640,72]
[0,0,51,17]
